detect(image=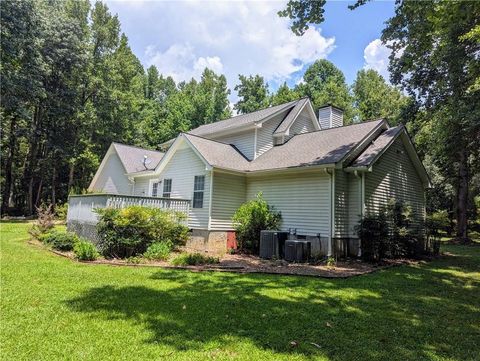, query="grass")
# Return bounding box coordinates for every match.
[1,221,479,361]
